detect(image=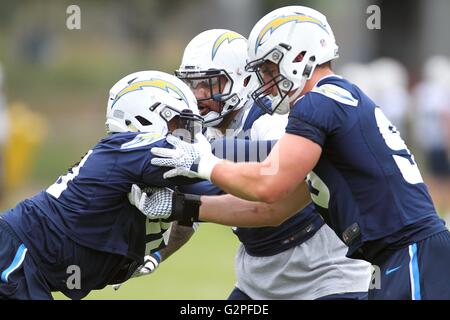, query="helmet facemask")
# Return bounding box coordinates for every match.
[163,106,203,143]
[246,47,293,115]
[175,69,240,127]
[157,96,204,142]
[246,46,318,115]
